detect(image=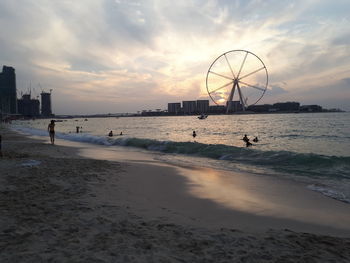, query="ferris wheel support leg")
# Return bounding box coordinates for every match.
[237,82,246,111]
[226,82,236,114]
